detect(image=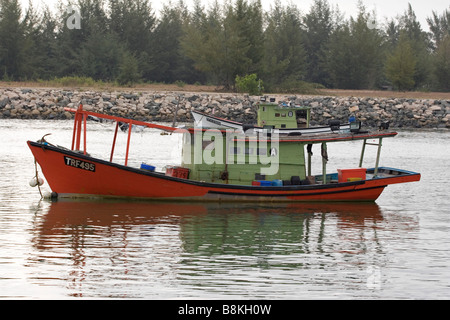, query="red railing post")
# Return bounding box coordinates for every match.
[71,104,84,151]
[125,121,132,166]
[83,112,87,155]
[75,104,83,151]
[110,121,119,162]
